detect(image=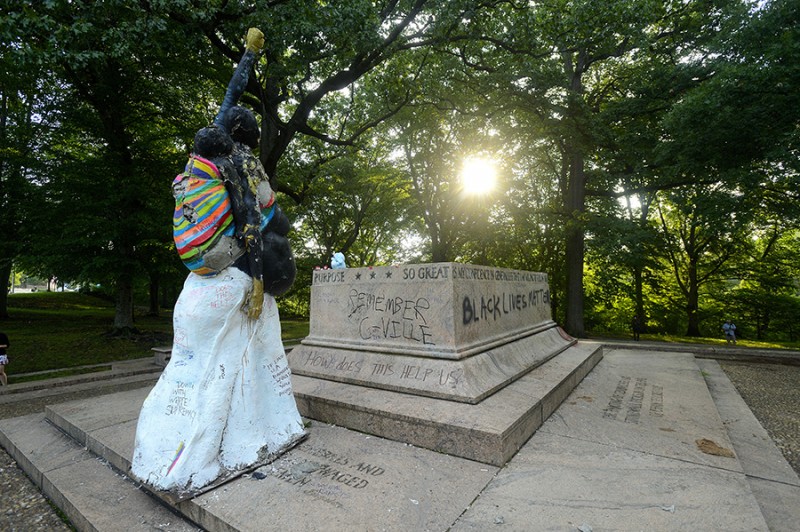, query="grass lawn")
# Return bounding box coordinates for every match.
[5,292,796,379]
[10,365,112,385]
[644,333,800,350]
[590,331,800,350]
[1,292,309,375]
